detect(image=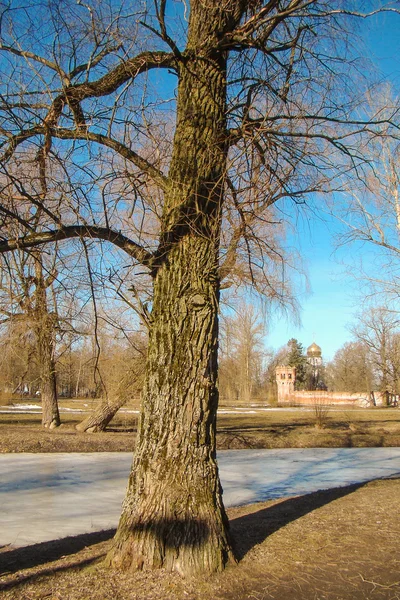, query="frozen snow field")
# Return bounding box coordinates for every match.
[0,447,399,547]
